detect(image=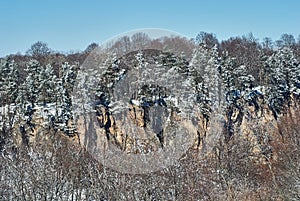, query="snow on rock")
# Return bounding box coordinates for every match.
[130,99,140,106]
